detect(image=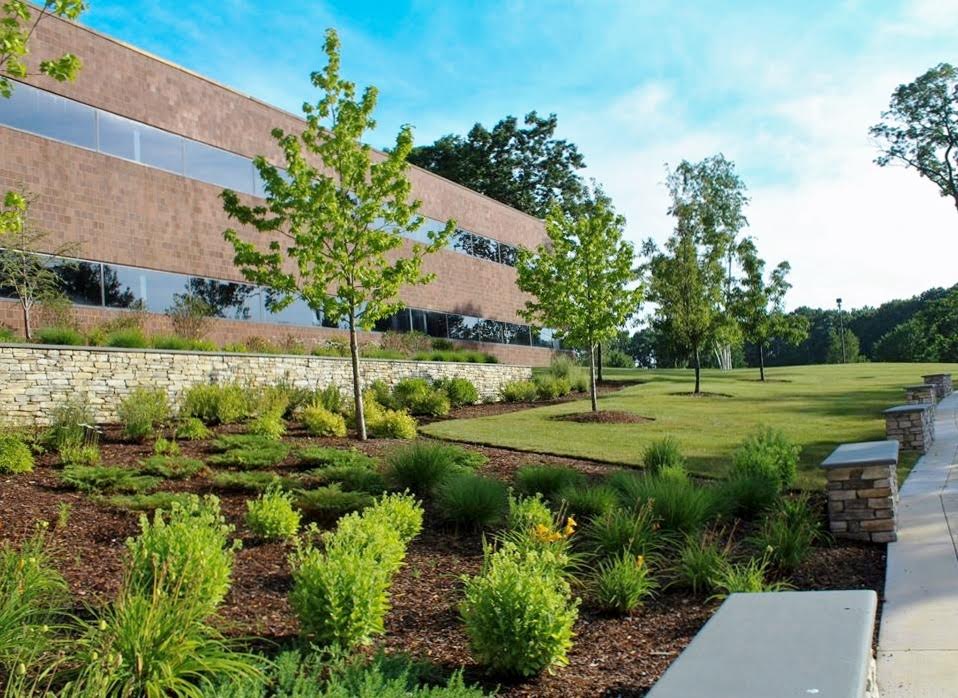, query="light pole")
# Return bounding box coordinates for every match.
[836,297,846,364]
